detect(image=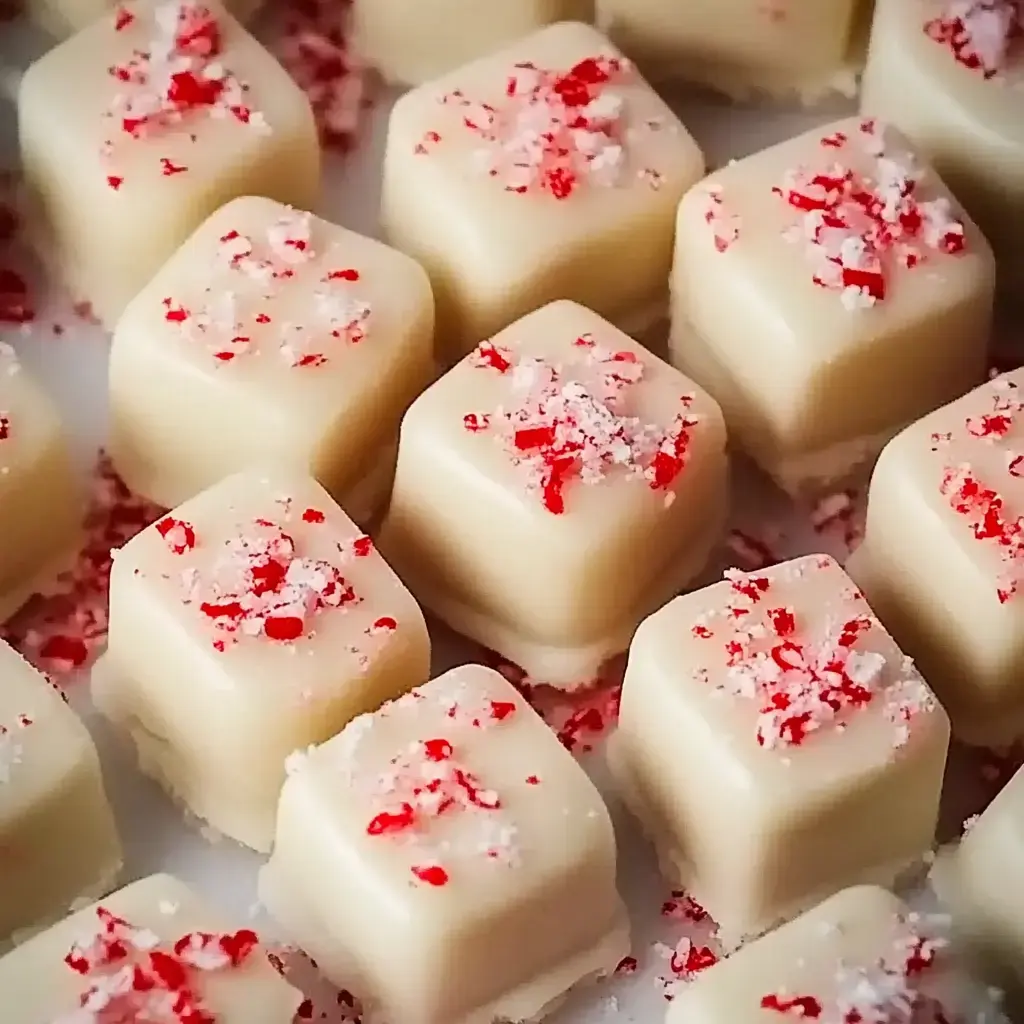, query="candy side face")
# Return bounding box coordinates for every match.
[0,873,301,1021]
[17,0,320,328]
[860,0,1024,298]
[94,467,431,851]
[259,664,628,1024]
[381,21,704,363]
[108,195,435,517]
[377,299,728,687]
[0,640,121,945]
[670,115,994,497]
[849,369,1024,747]
[611,553,950,943]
